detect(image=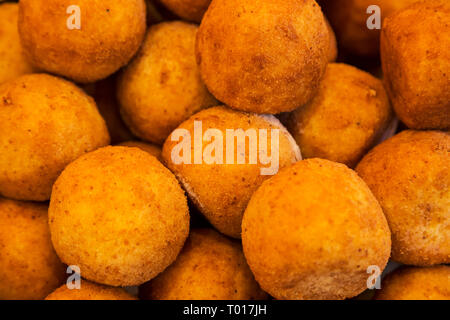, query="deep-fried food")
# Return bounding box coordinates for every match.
[287,63,392,167]
[49,146,190,286]
[356,130,450,266]
[381,0,450,129]
[0,74,110,201]
[140,229,268,300]
[18,0,147,83]
[375,266,450,300]
[196,0,329,114]
[162,106,301,238]
[118,22,217,144]
[242,158,391,300]
[0,198,65,300]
